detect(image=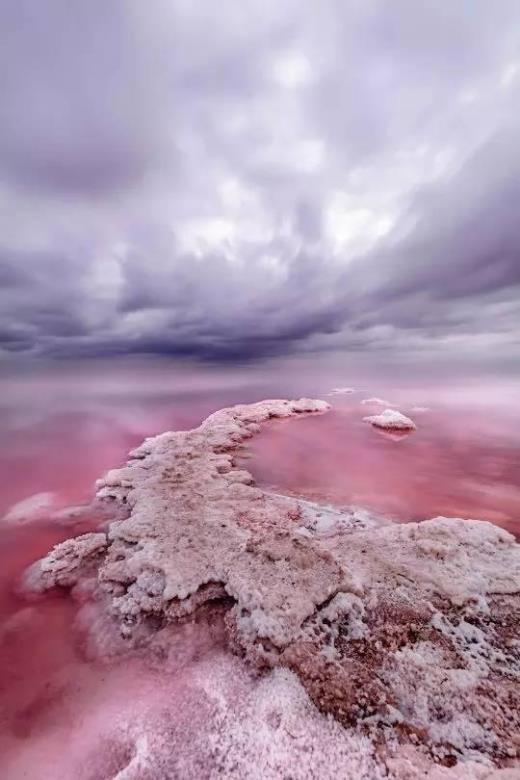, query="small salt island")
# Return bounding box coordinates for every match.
[328,386,356,395]
[363,408,417,431]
